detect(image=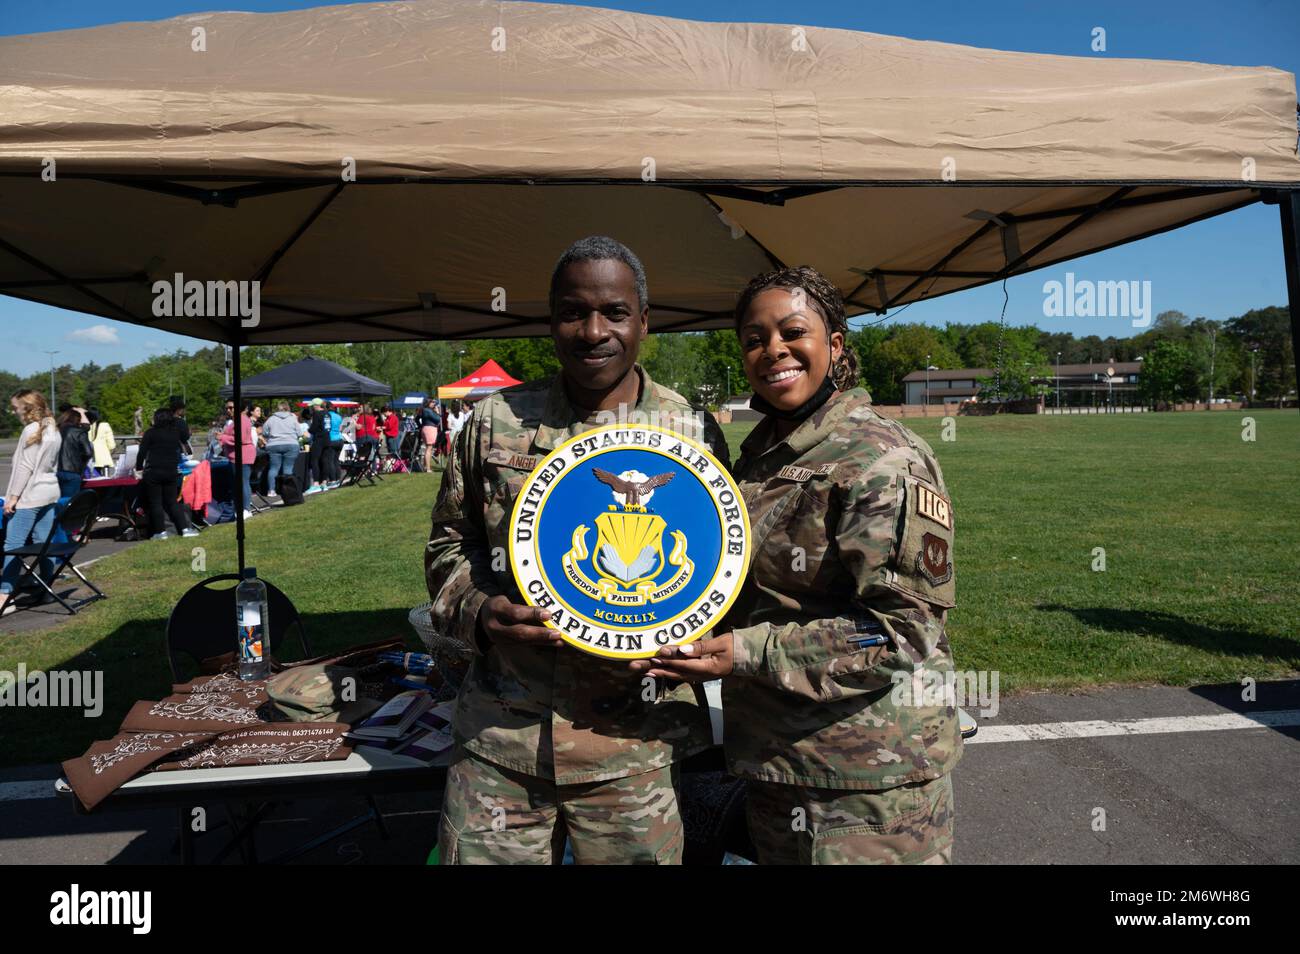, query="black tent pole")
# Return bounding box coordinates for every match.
[1279,189,1300,415]
[232,335,246,571]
